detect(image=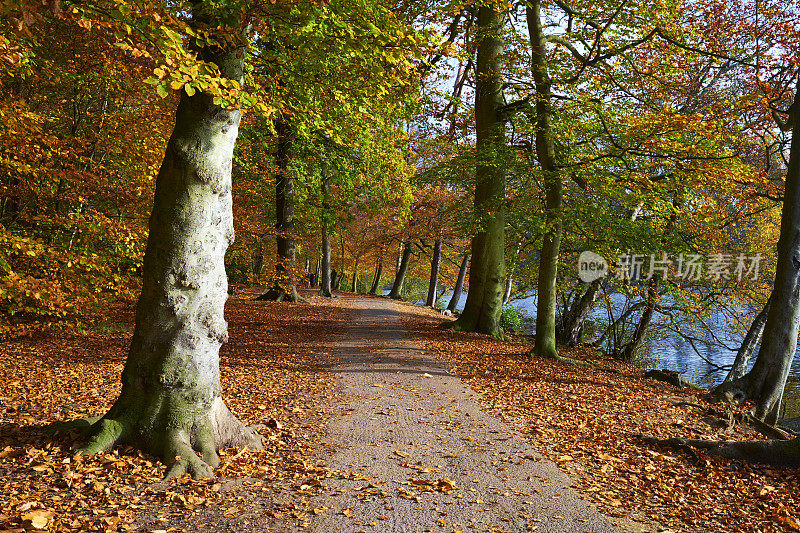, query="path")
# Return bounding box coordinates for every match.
[310,297,616,533]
